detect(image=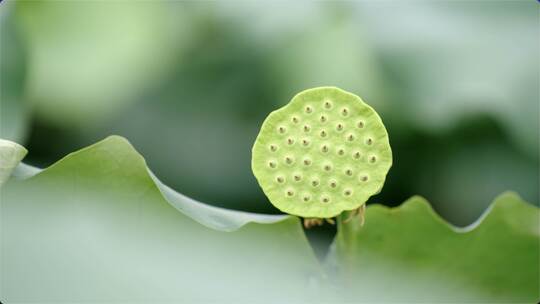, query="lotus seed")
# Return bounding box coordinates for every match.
[252,87,392,218]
